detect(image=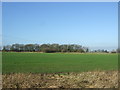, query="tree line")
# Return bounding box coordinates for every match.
[2,43,89,53]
